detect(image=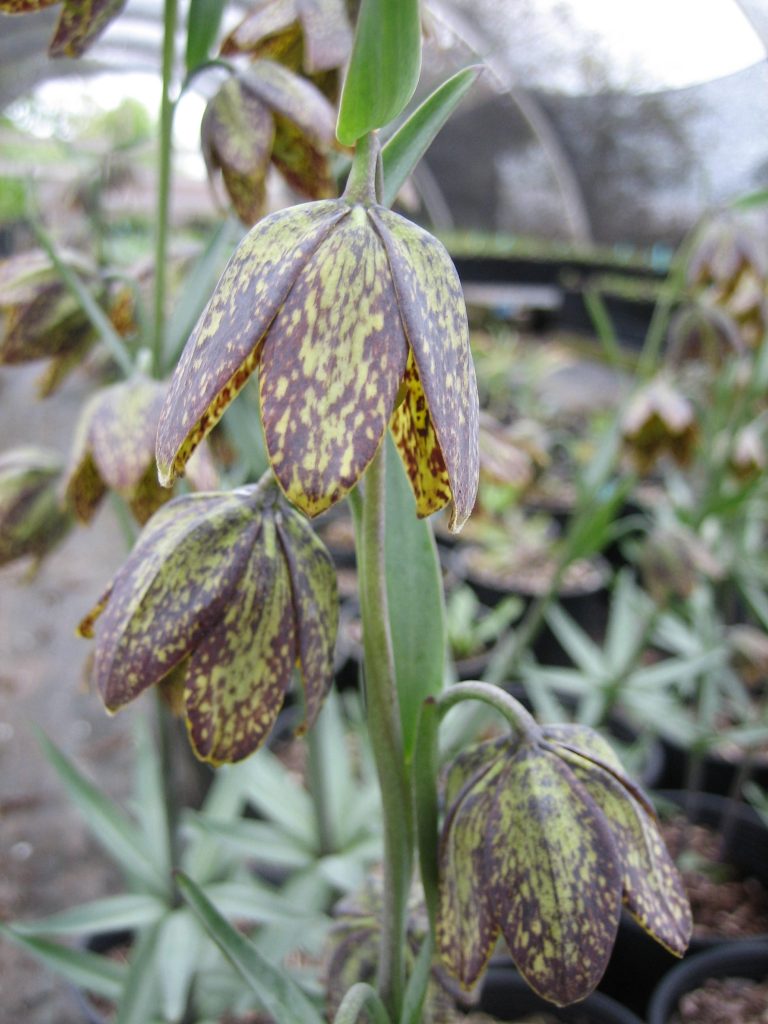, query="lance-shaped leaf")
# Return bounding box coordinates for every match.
[437,722,691,1006]
[158,195,479,531]
[64,375,169,525]
[49,0,127,57]
[0,446,71,566]
[79,480,337,764]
